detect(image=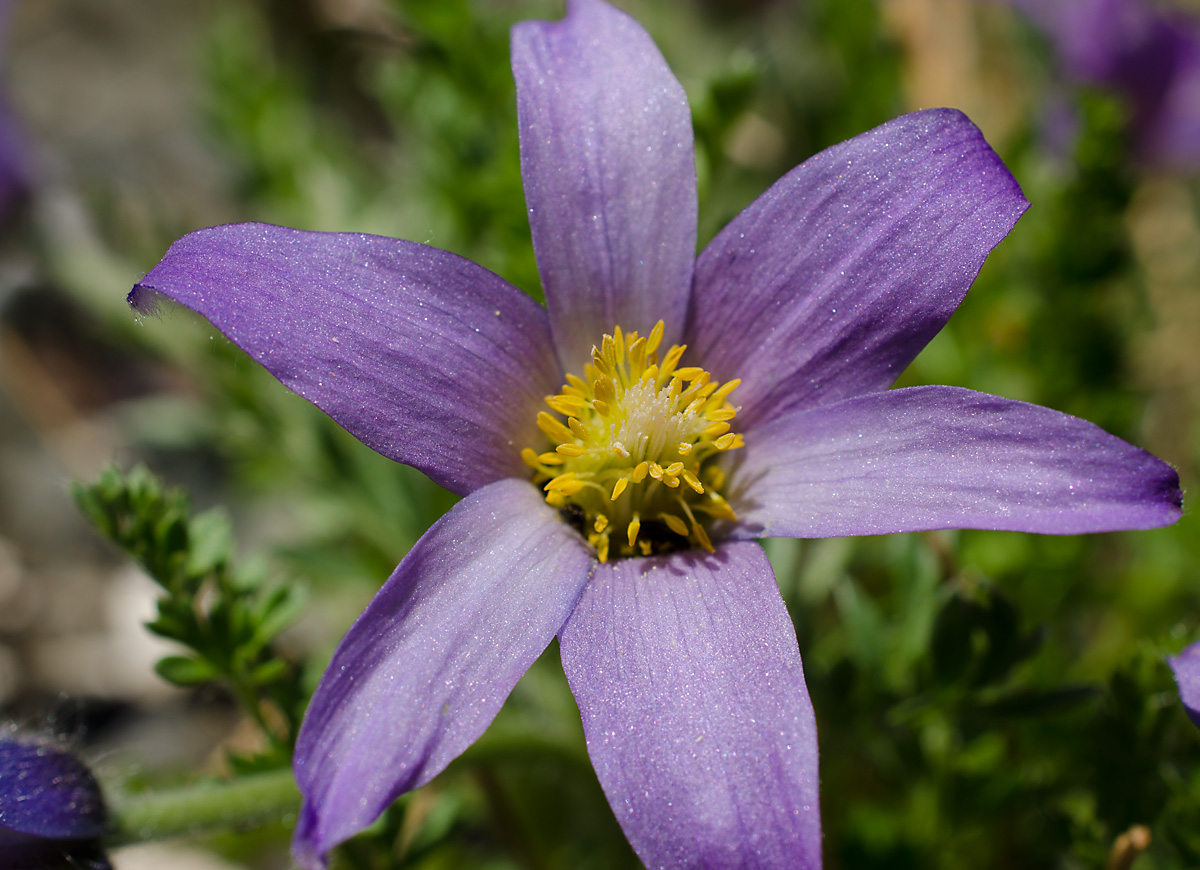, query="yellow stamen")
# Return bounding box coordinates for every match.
[646,320,665,353]
[537,412,574,443]
[546,394,587,415]
[663,514,689,536]
[709,378,741,404]
[522,321,744,561]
